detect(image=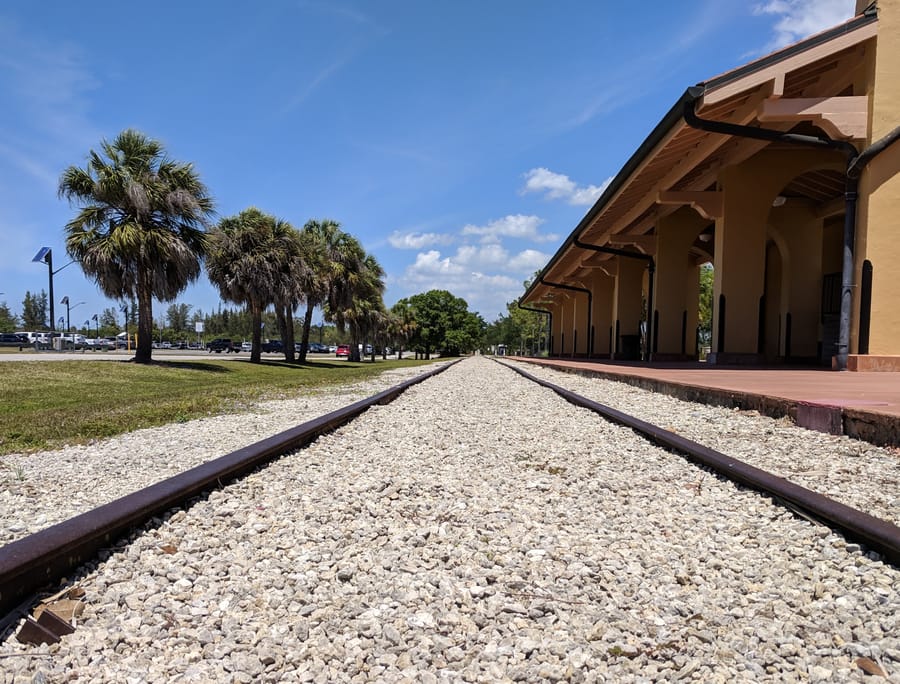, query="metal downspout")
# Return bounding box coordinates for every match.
[574,239,655,361]
[517,303,552,357]
[539,279,592,357]
[683,86,861,369]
